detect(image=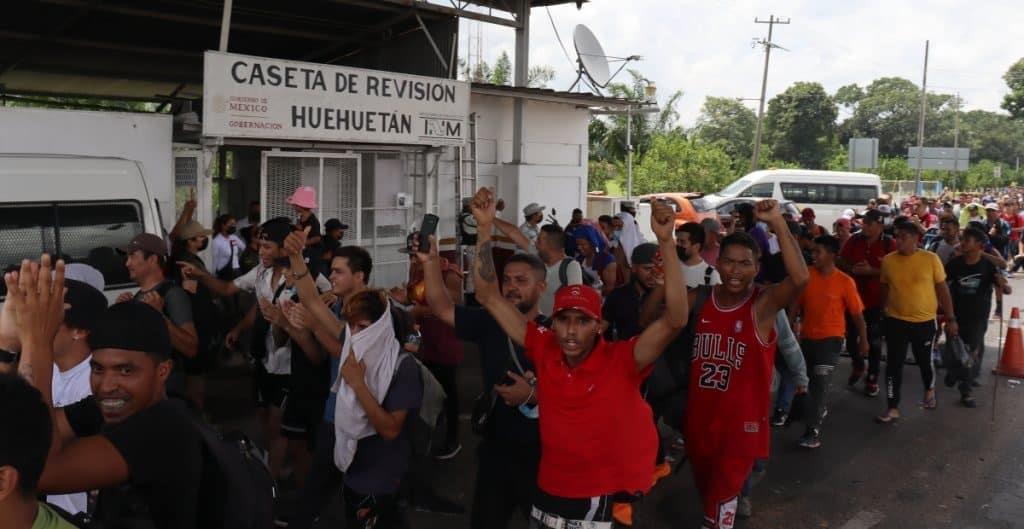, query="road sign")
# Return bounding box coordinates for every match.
[849,138,879,169]
[907,146,969,172]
